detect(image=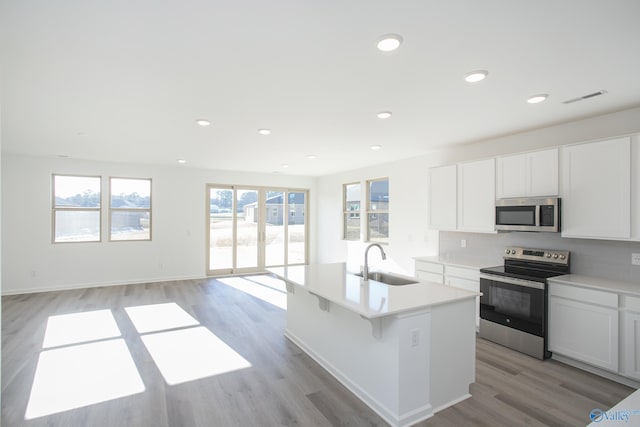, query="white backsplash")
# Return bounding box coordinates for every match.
[439,231,640,284]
